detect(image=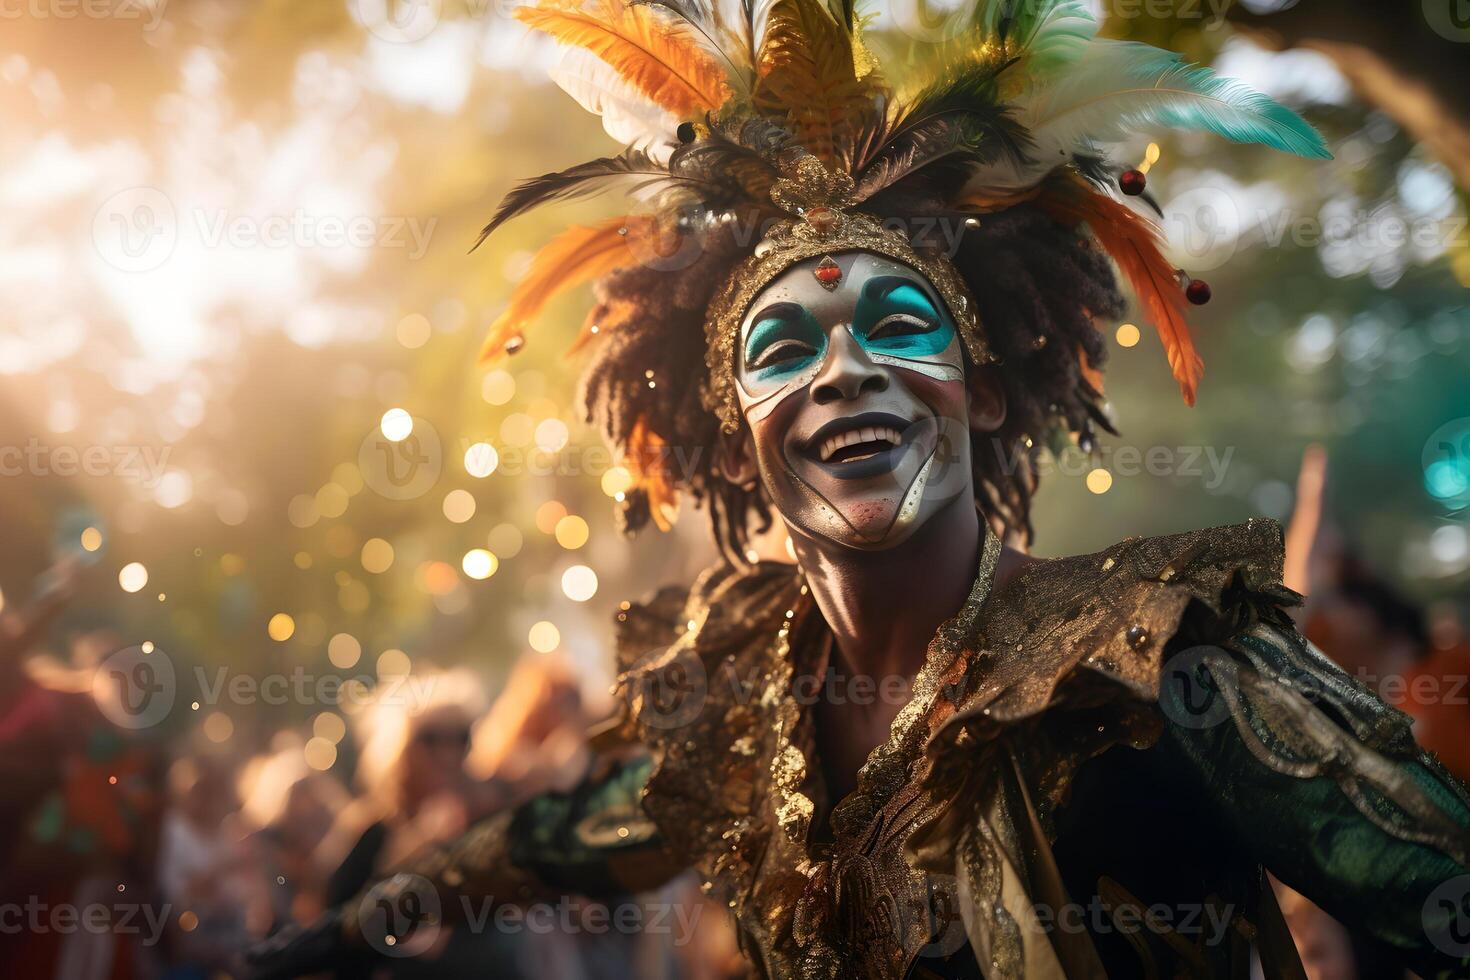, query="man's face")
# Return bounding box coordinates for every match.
[732,252,978,550]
